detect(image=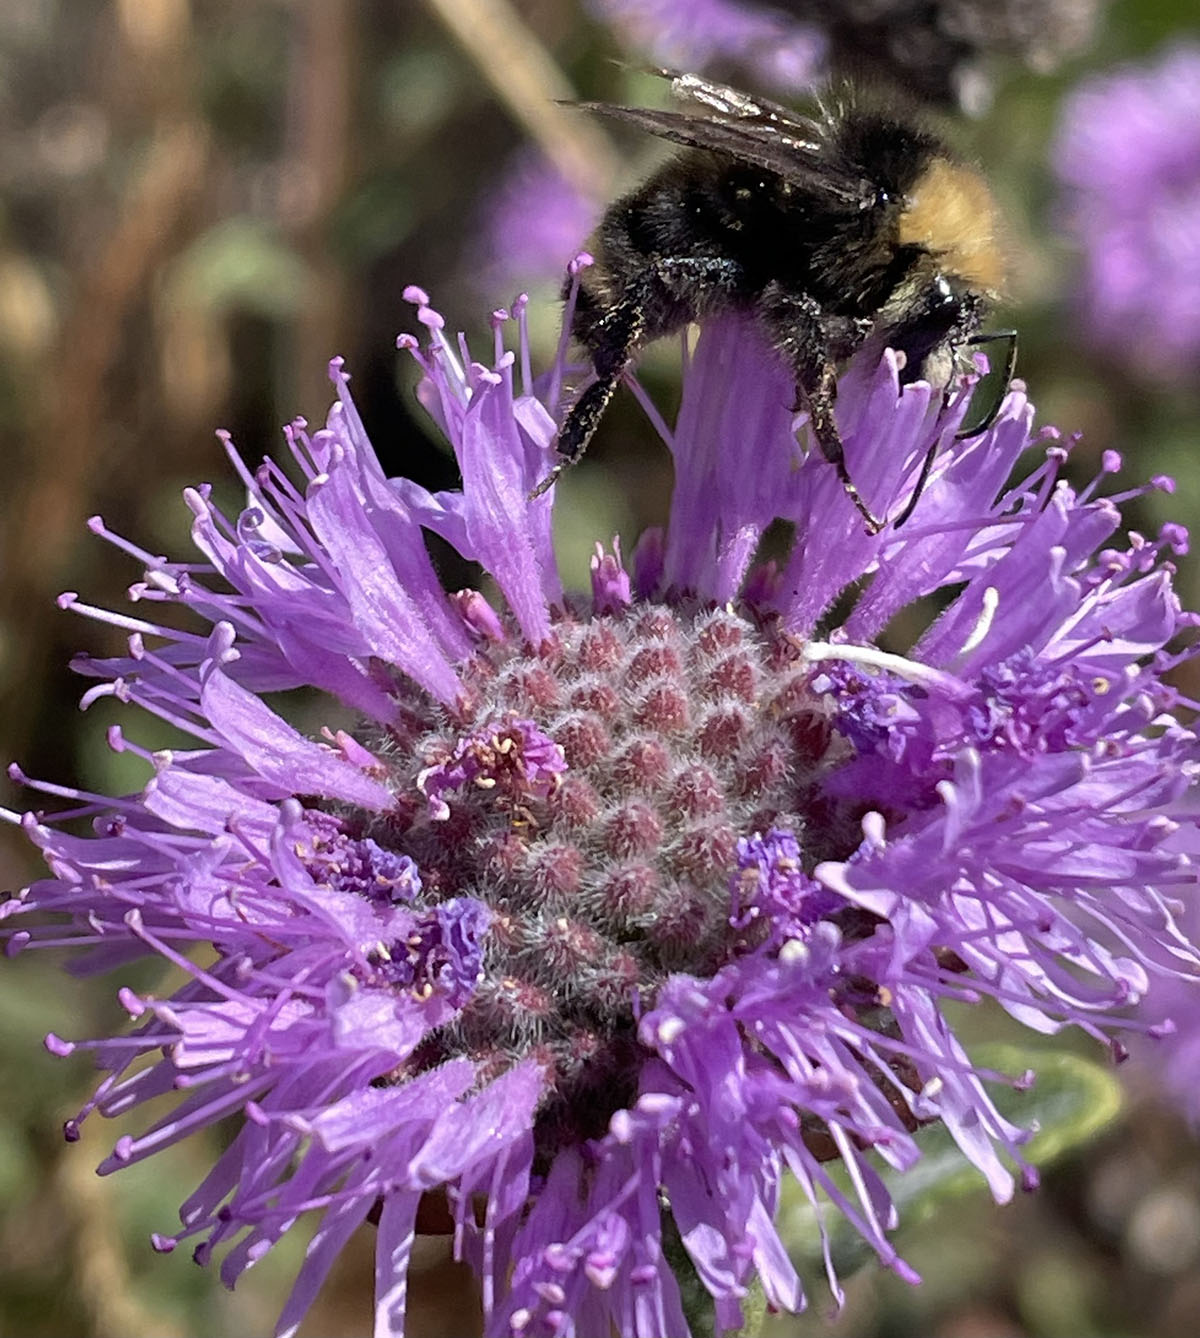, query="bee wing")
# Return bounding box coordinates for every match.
[575,101,871,205]
[643,67,806,122]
